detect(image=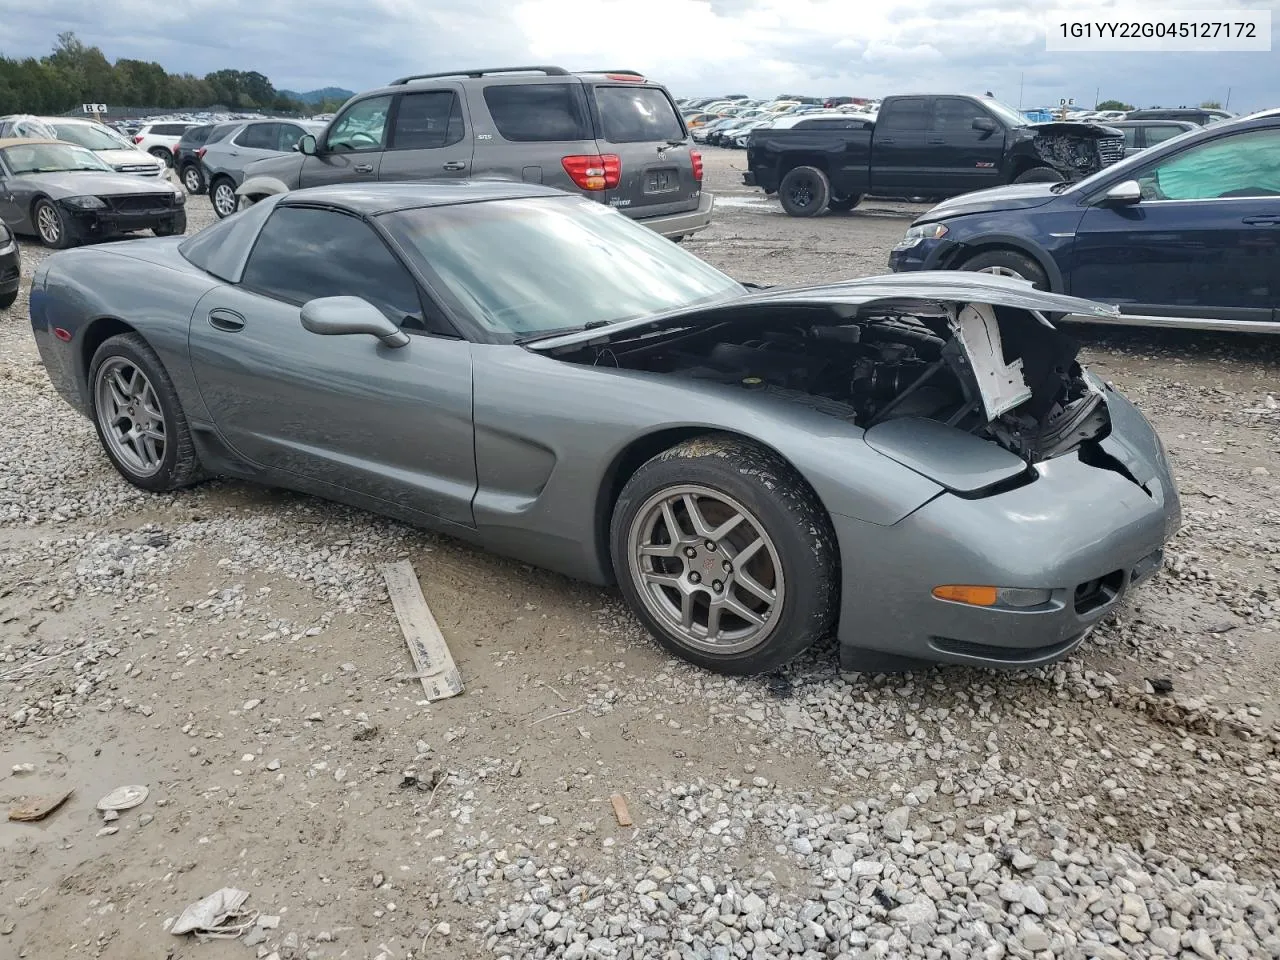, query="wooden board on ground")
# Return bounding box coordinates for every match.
[610,793,633,827]
[380,560,463,702]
